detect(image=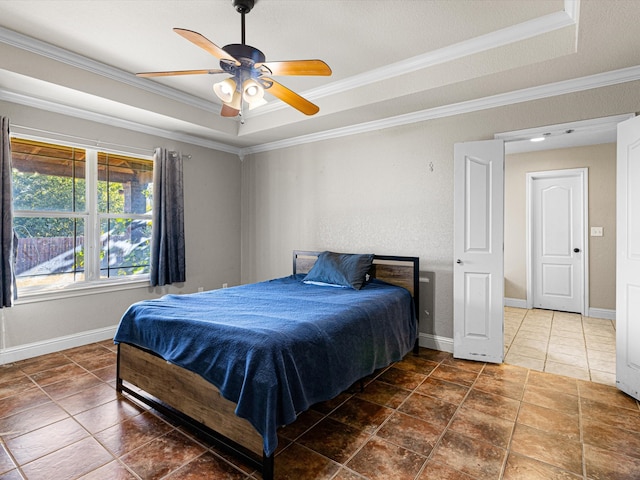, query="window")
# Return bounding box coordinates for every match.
[11,138,153,294]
